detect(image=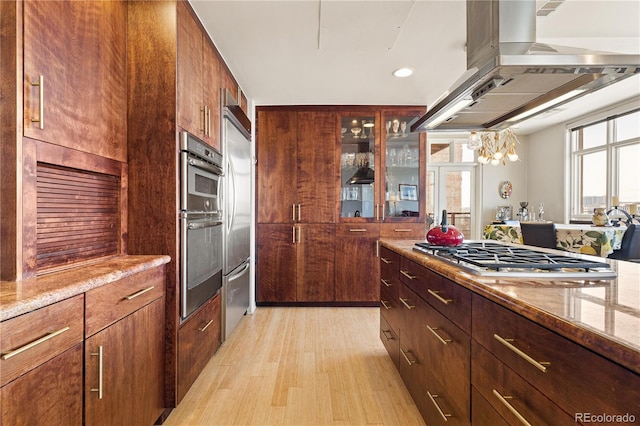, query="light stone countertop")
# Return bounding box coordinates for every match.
[0,255,171,322]
[380,239,640,374]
